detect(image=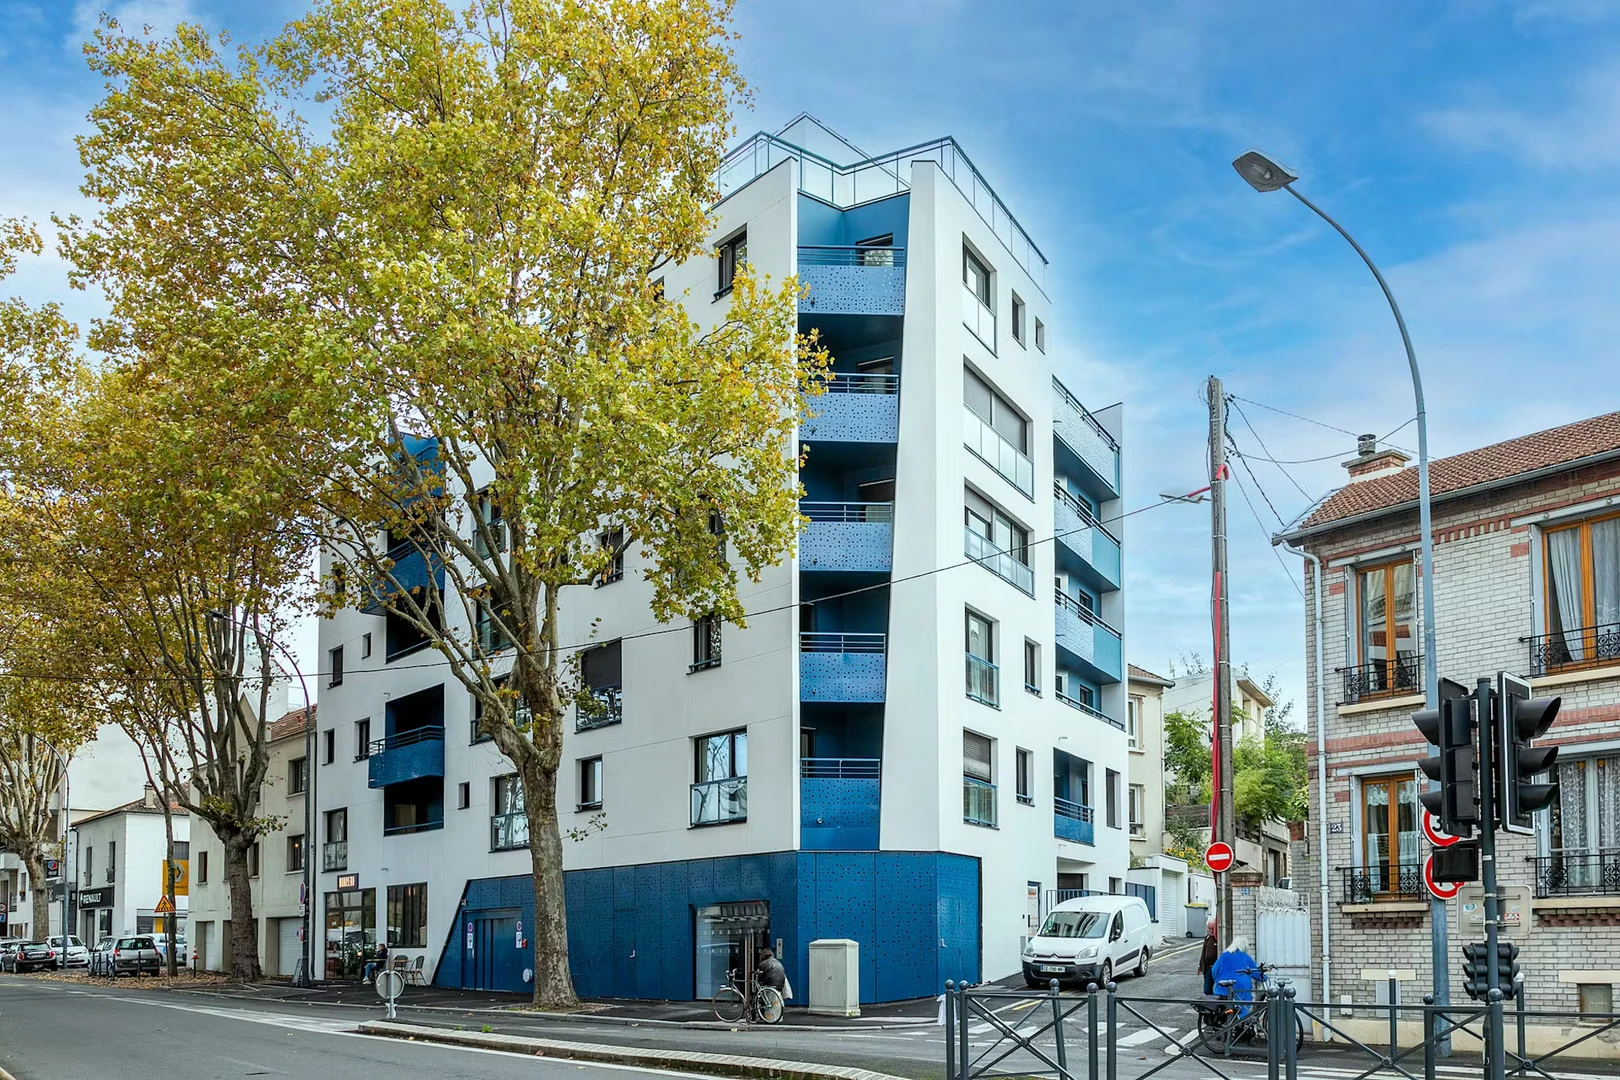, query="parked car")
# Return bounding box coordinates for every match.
[1020,894,1155,987]
[46,935,89,968]
[103,936,161,978]
[89,938,117,977]
[12,942,59,973]
[0,939,25,972]
[150,933,186,965]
